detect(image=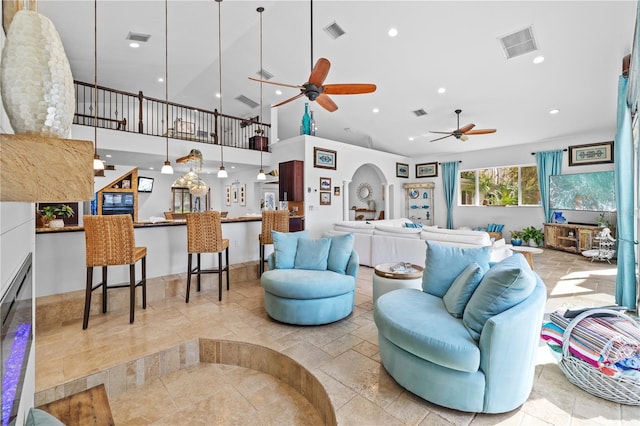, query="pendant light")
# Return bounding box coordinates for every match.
[92,0,104,172]
[160,0,174,174]
[256,6,266,181]
[216,0,228,178]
